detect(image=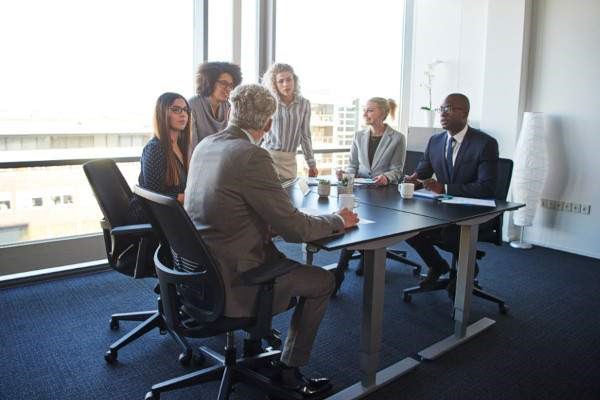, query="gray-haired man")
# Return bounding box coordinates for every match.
[185,84,358,395]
